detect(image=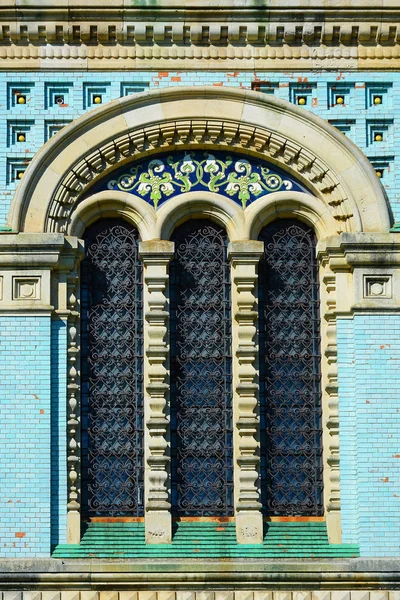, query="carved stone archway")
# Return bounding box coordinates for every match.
[8,86,390,236]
